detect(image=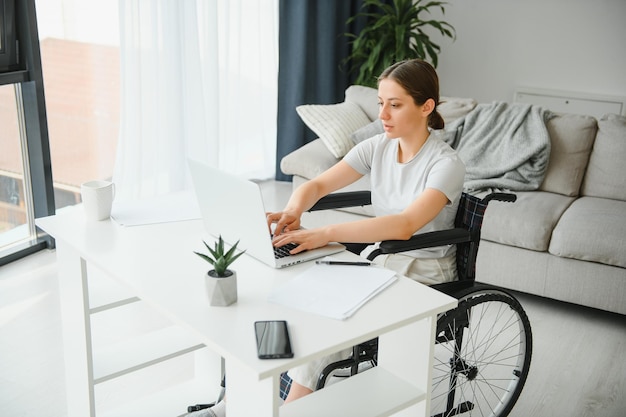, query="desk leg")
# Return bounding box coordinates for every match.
[378,316,436,417]
[225,360,280,417]
[56,242,96,417]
